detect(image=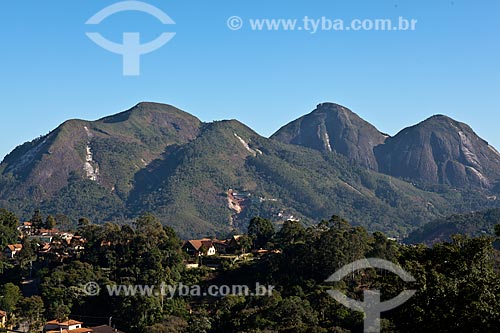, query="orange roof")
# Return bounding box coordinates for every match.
[0,310,6,317]
[185,239,214,251]
[46,319,84,326]
[39,228,59,234]
[6,244,22,251]
[23,222,32,226]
